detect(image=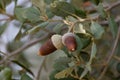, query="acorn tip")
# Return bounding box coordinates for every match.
[71,48,75,51]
